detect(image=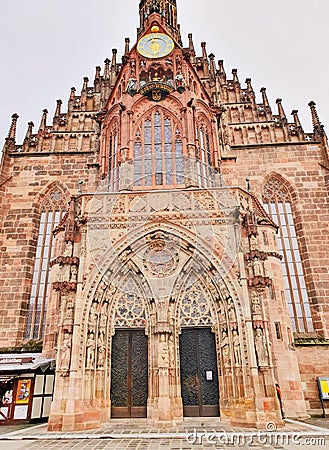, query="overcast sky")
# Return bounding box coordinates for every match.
[0,0,328,148]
